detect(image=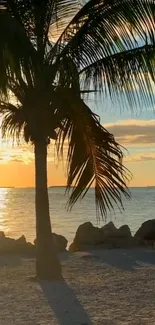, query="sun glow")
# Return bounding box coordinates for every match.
[0,188,9,233]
